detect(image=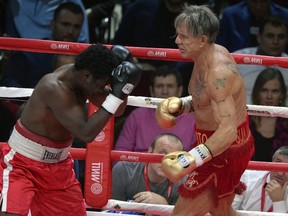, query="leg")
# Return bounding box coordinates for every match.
[209,194,239,216]
[172,188,214,216]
